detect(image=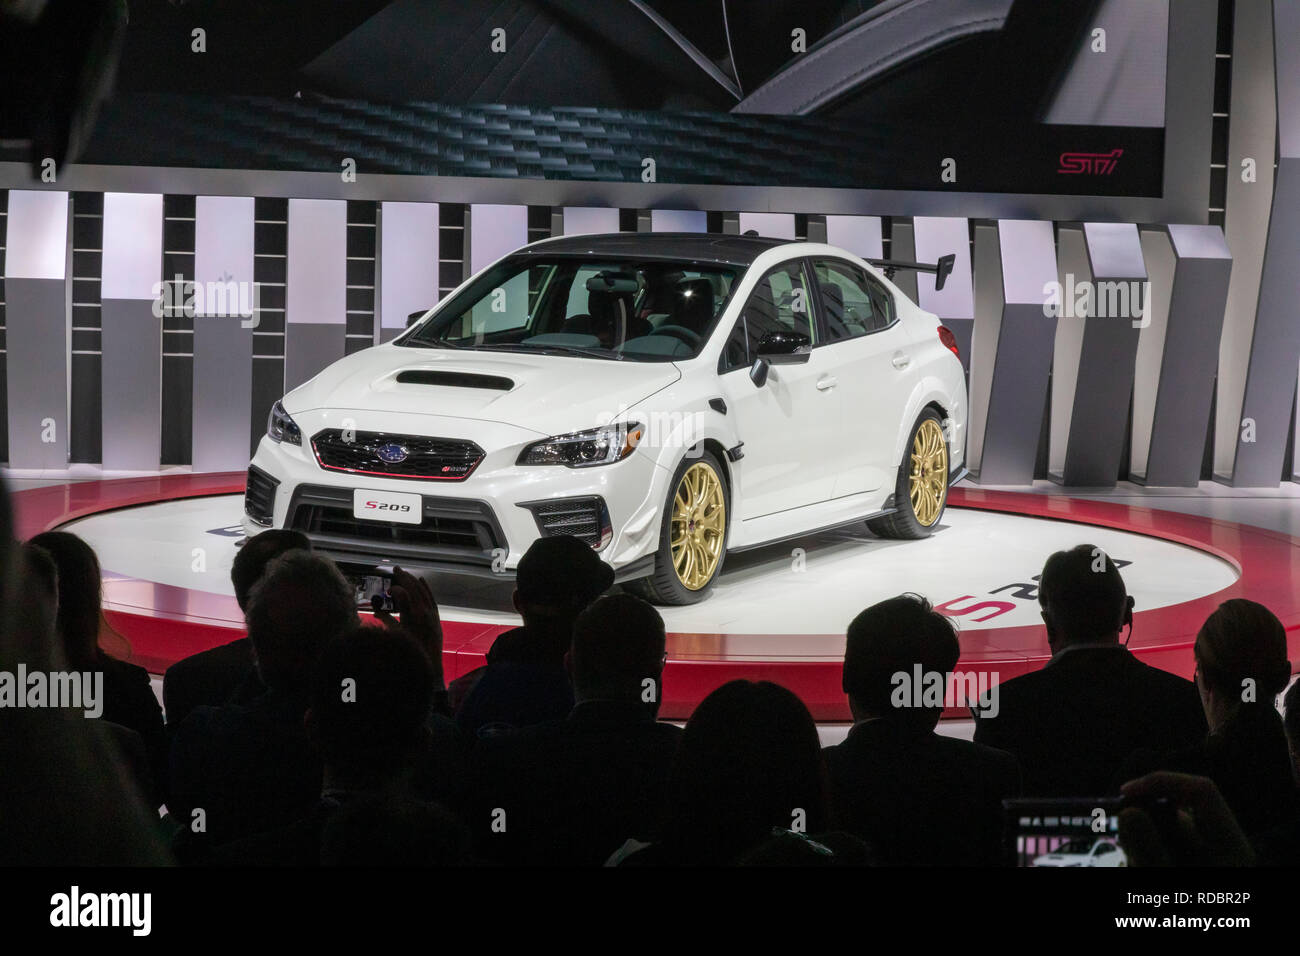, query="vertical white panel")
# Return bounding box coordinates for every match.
[469,203,528,273]
[195,196,256,291]
[101,193,163,300]
[192,195,256,473]
[824,215,882,259]
[287,198,348,325]
[1131,230,1174,477]
[1216,0,1275,475]
[1050,227,1088,475]
[562,206,620,236]
[650,209,706,232]
[380,201,440,332]
[4,190,69,280]
[737,212,795,239]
